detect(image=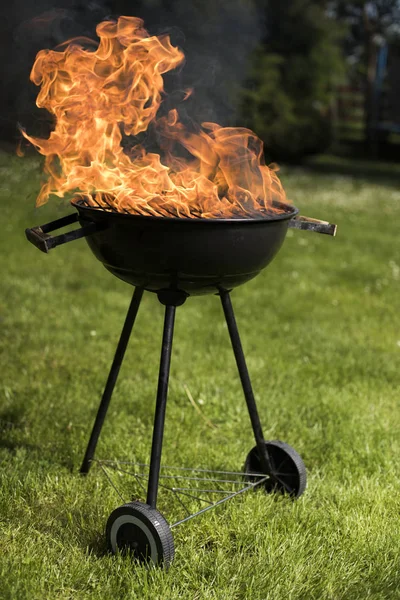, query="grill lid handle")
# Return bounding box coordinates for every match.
[288,215,337,236]
[25,212,101,253]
